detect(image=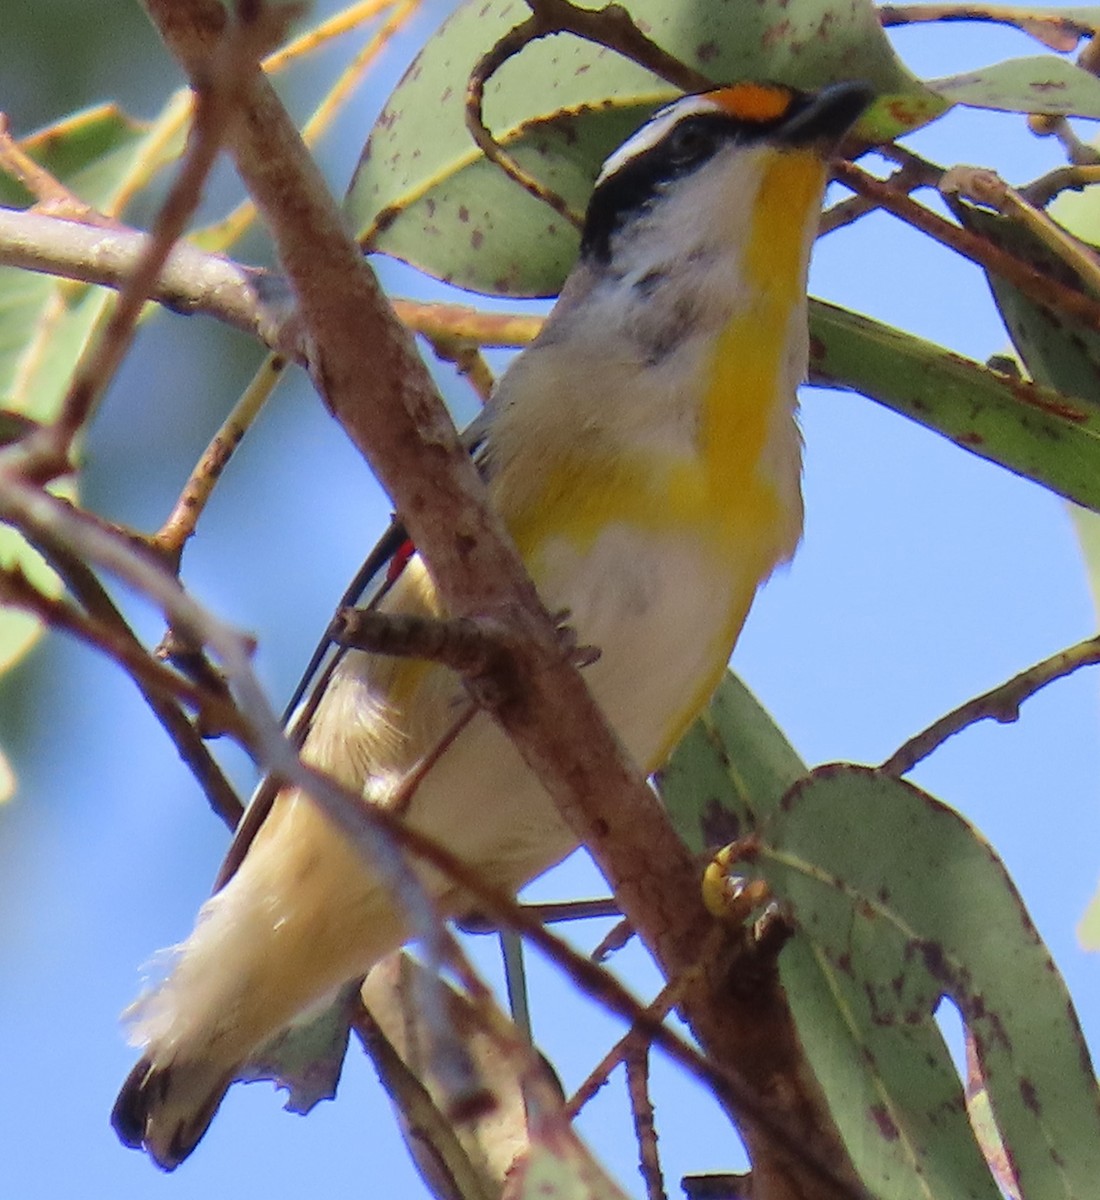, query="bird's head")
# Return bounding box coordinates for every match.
[579,80,873,285]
